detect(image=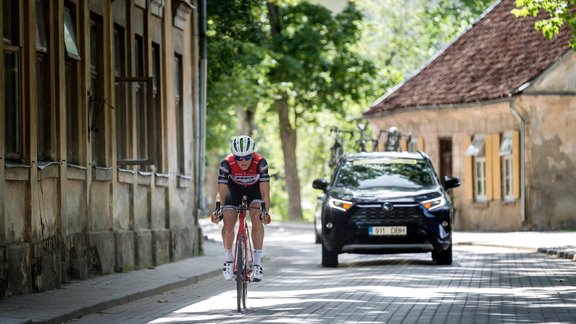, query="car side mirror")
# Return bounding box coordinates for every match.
[312,178,328,192]
[444,176,461,190]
